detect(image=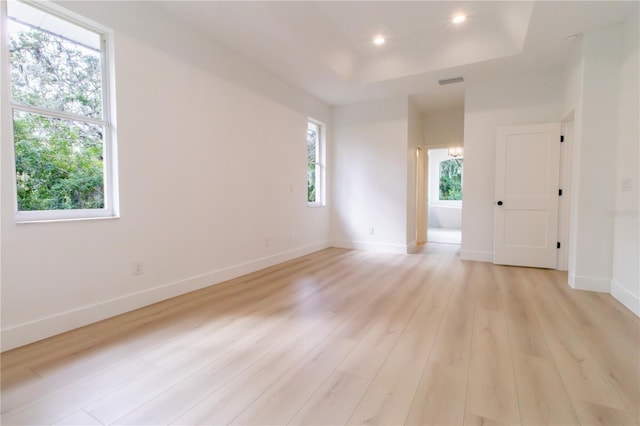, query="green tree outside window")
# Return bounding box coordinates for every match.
[9,14,106,211]
[439,159,463,201]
